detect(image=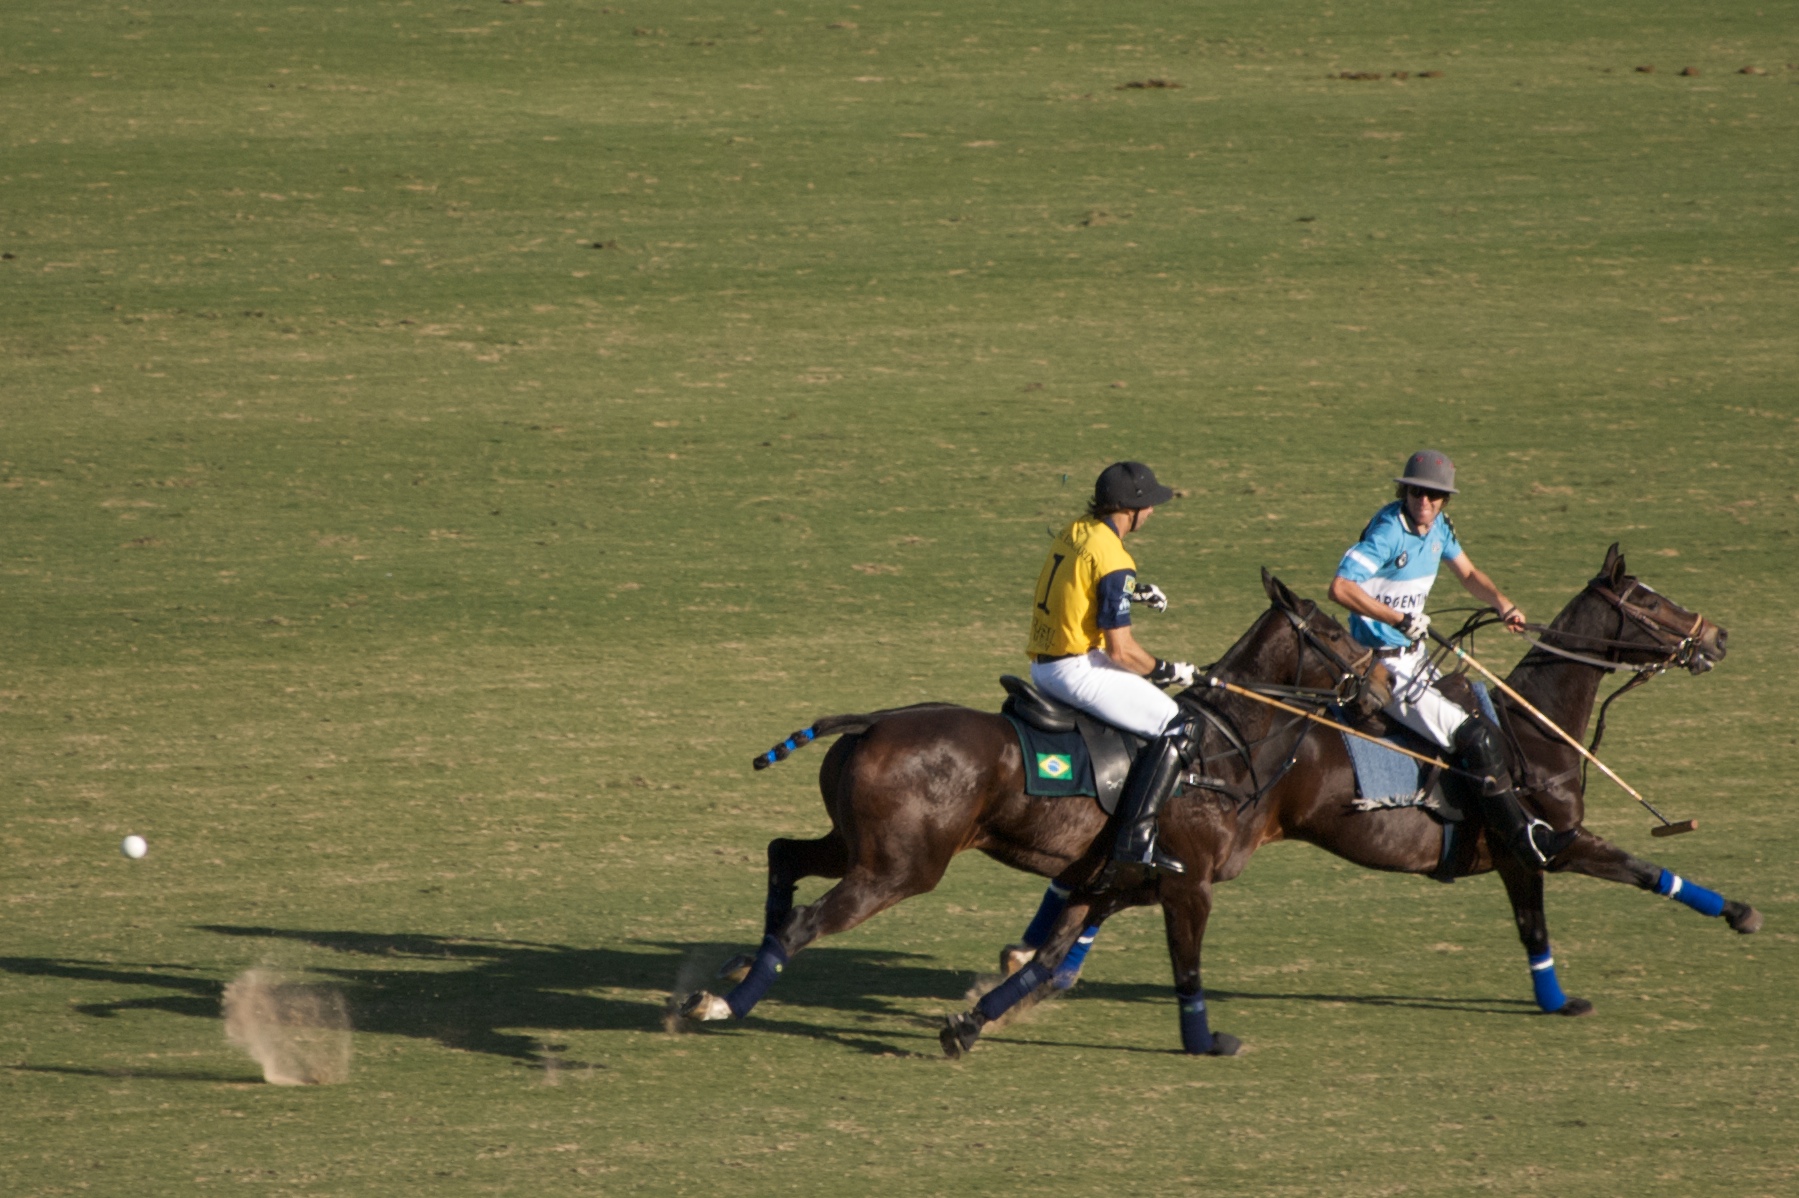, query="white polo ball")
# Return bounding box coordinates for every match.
[121,835,148,859]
